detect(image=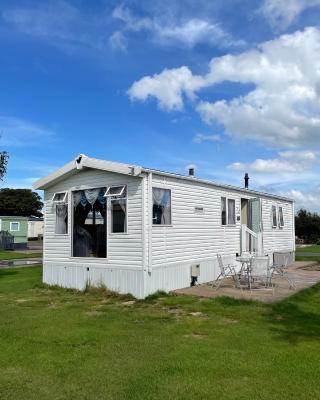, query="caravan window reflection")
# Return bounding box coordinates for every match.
[227,199,236,225]
[72,188,106,258]
[272,205,277,228]
[152,188,171,225]
[278,206,284,227]
[221,197,235,225]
